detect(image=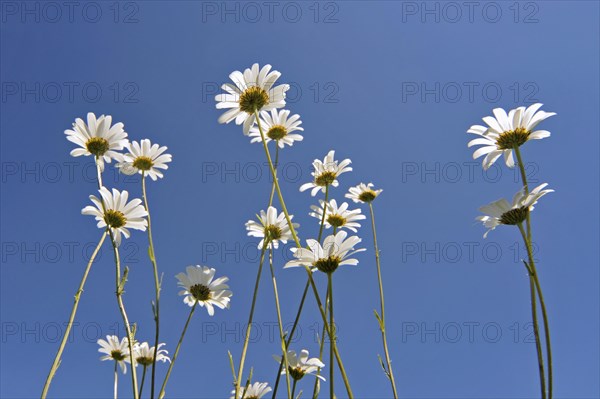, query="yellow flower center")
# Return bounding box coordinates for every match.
[315,171,337,187]
[190,284,211,301]
[264,224,283,241]
[327,214,347,228]
[288,366,306,381]
[499,207,529,225]
[136,356,153,366]
[132,156,154,171]
[358,190,378,203]
[110,350,126,361]
[239,86,269,114]
[86,137,110,156]
[496,127,530,150]
[313,255,342,274]
[267,125,287,140]
[104,210,126,229]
